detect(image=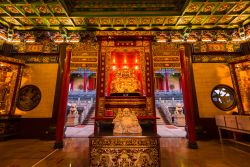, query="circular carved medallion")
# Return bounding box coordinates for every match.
[17,85,41,111]
[211,85,236,111]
